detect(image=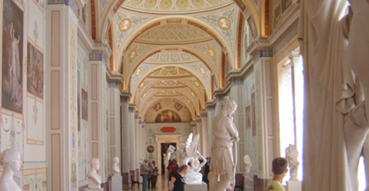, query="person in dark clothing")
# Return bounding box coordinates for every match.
[169,165,189,191]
